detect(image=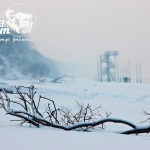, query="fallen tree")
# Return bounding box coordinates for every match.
[0,85,150,135]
